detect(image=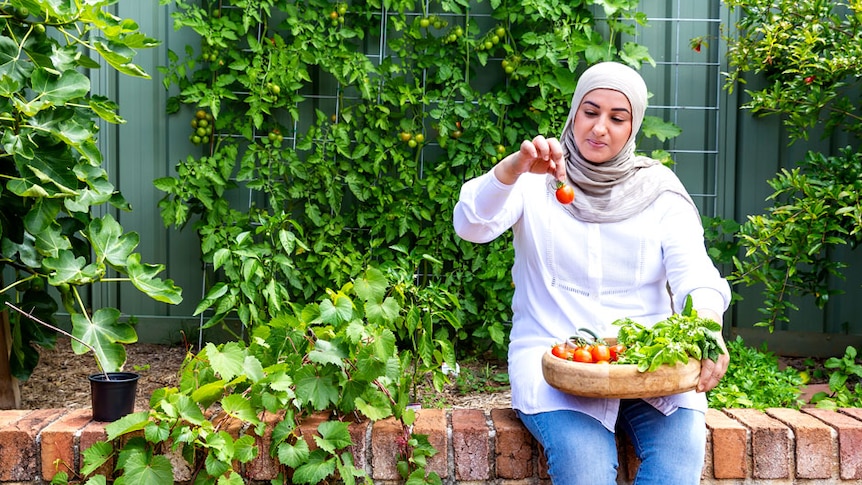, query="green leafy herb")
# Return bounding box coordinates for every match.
[613,295,724,372]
